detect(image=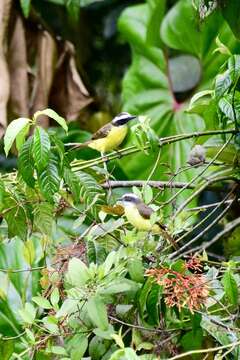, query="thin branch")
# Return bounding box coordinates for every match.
[170,185,237,259]
[172,135,234,217]
[71,129,236,172]
[102,180,196,189]
[108,315,180,333]
[182,216,240,256]
[101,179,232,191]
[172,196,236,259]
[167,339,240,360]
